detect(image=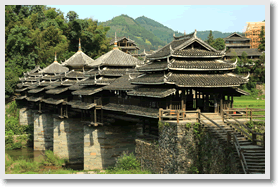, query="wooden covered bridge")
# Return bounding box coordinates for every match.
[15,31,265,174]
